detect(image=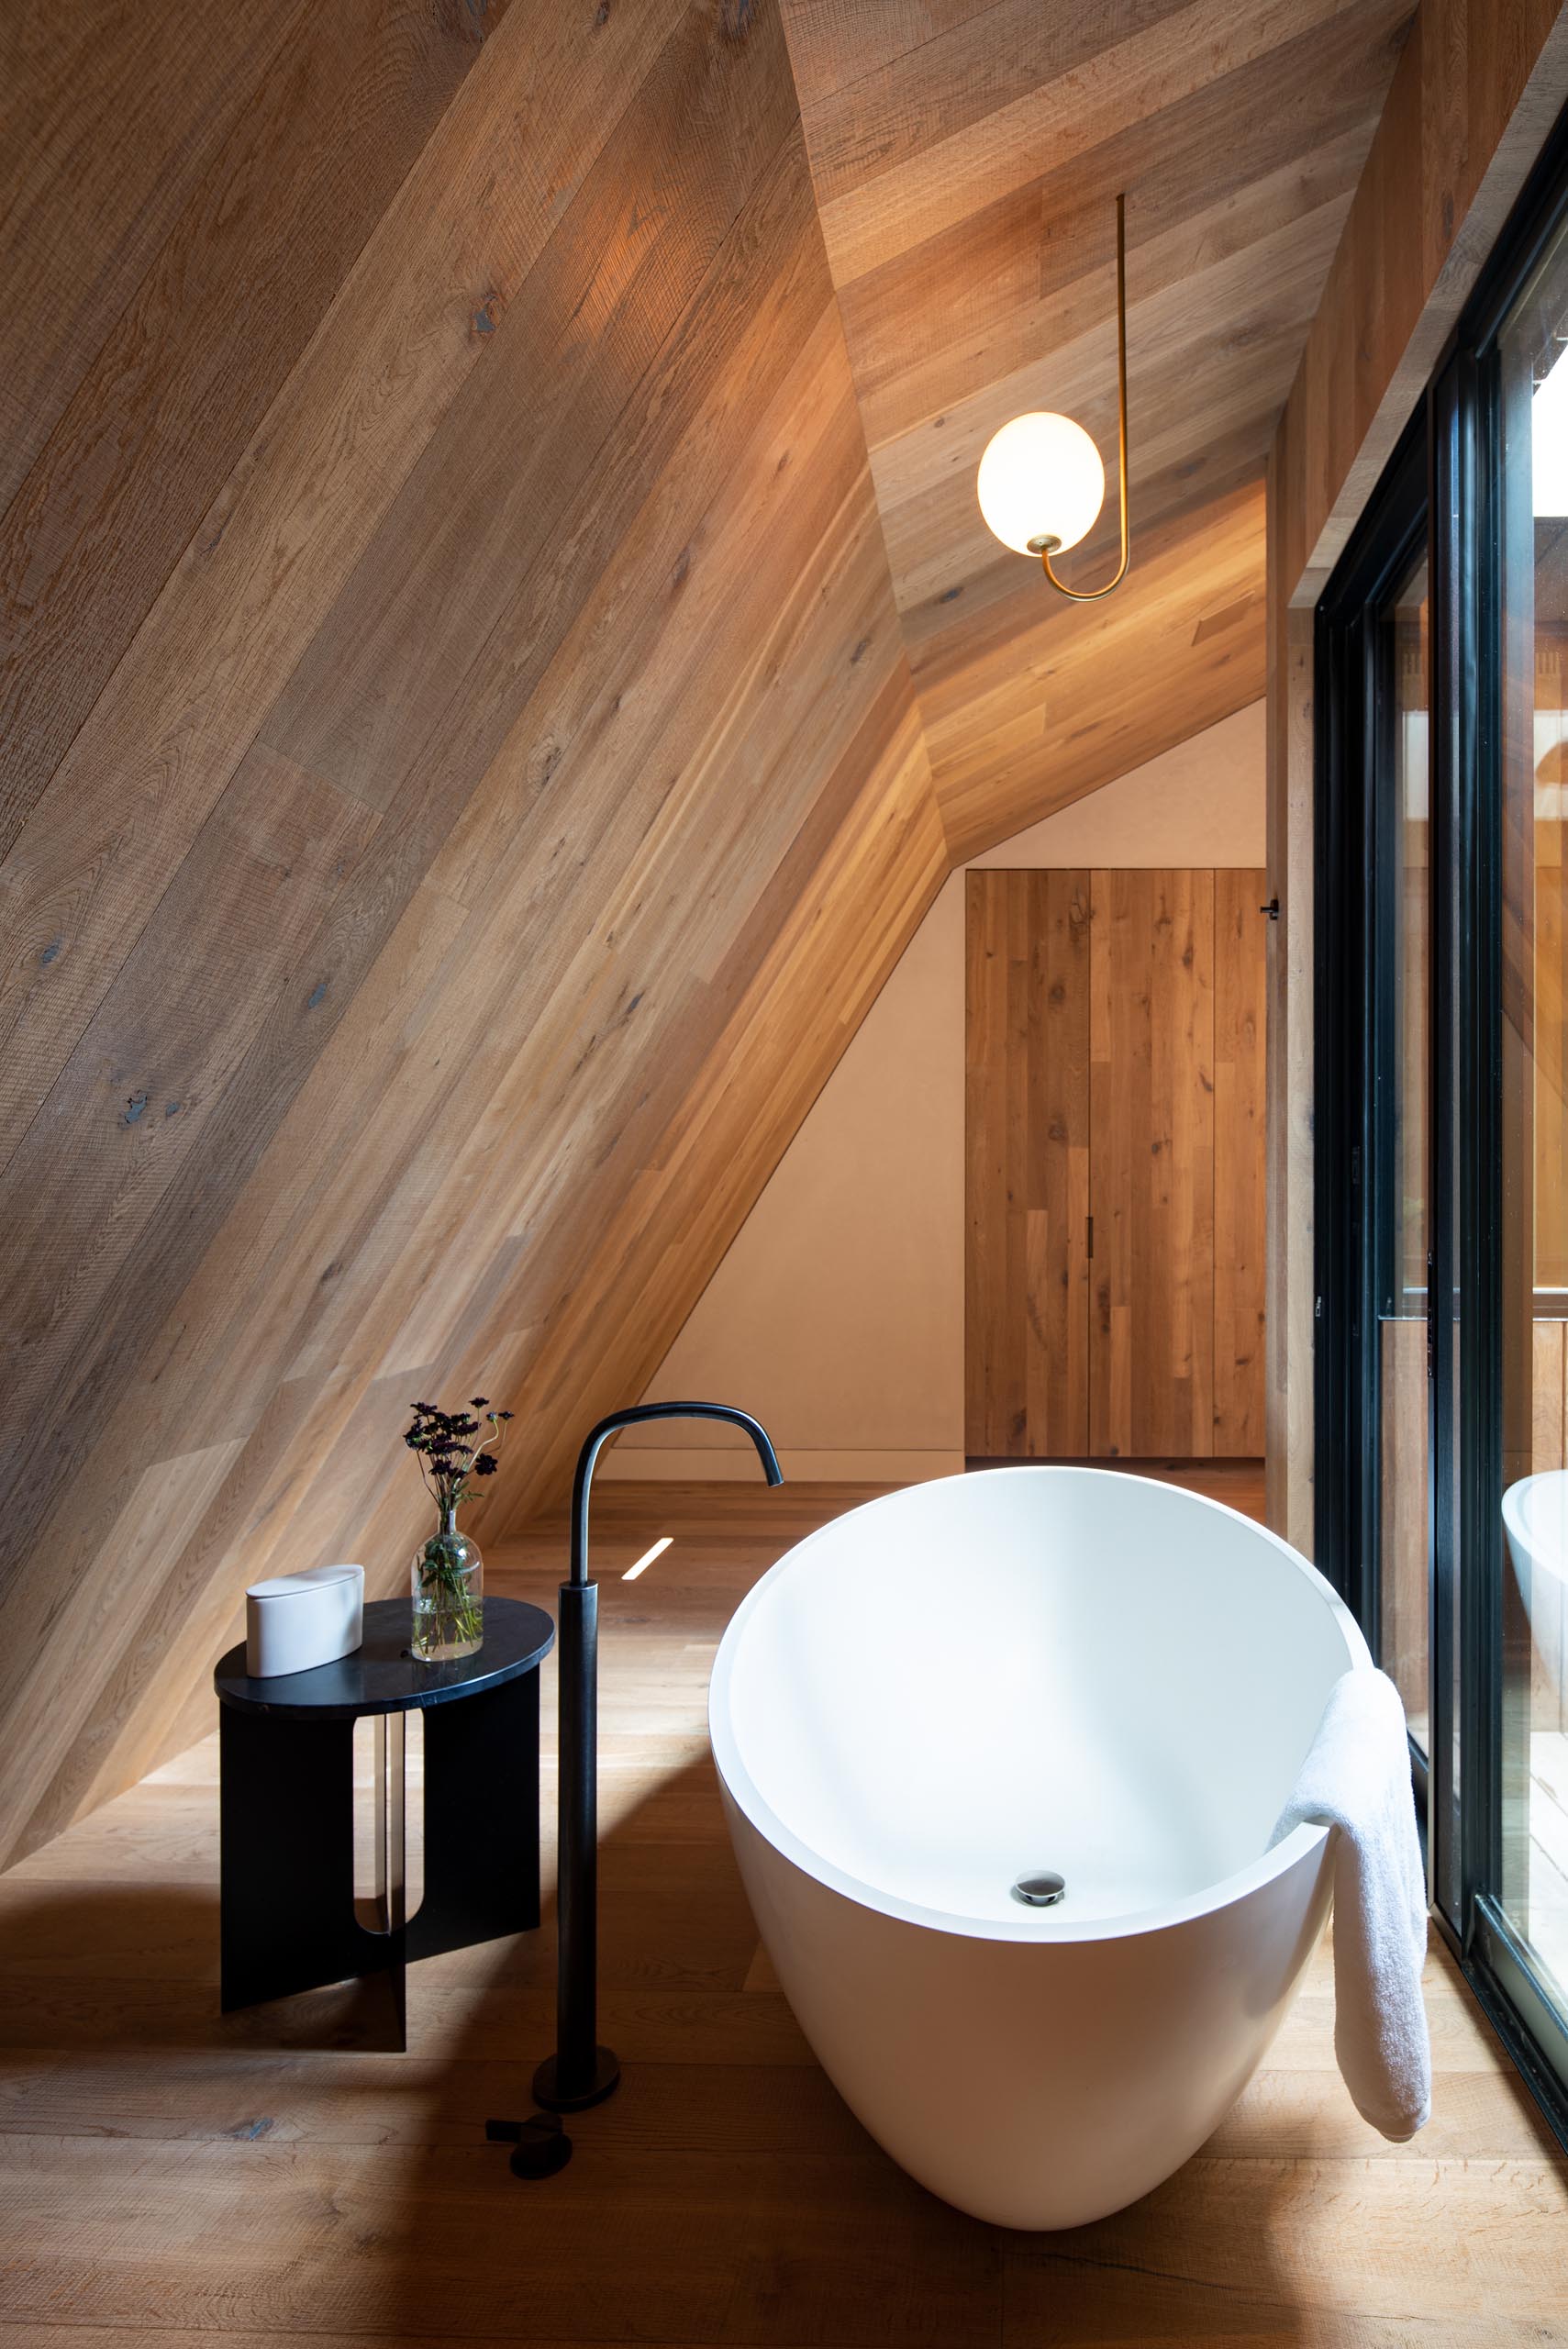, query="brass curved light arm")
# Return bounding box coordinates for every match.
[1032,193,1129,602]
